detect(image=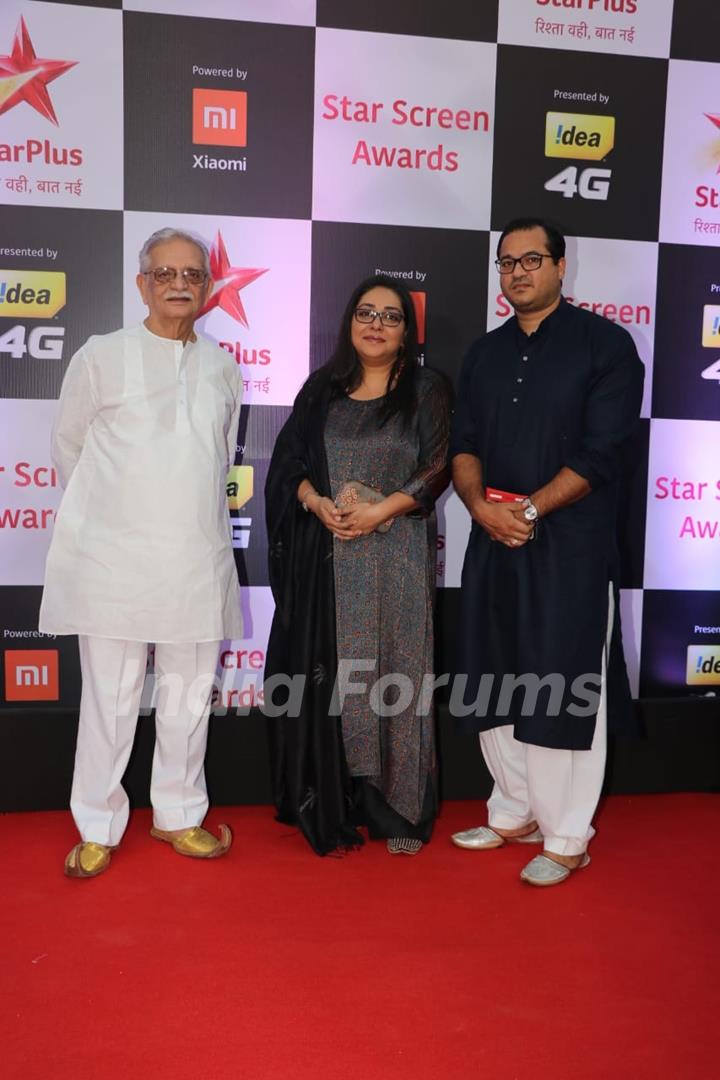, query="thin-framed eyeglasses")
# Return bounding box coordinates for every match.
[142,266,209,286]
[495,252,555,274]
[354,306,405,327]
